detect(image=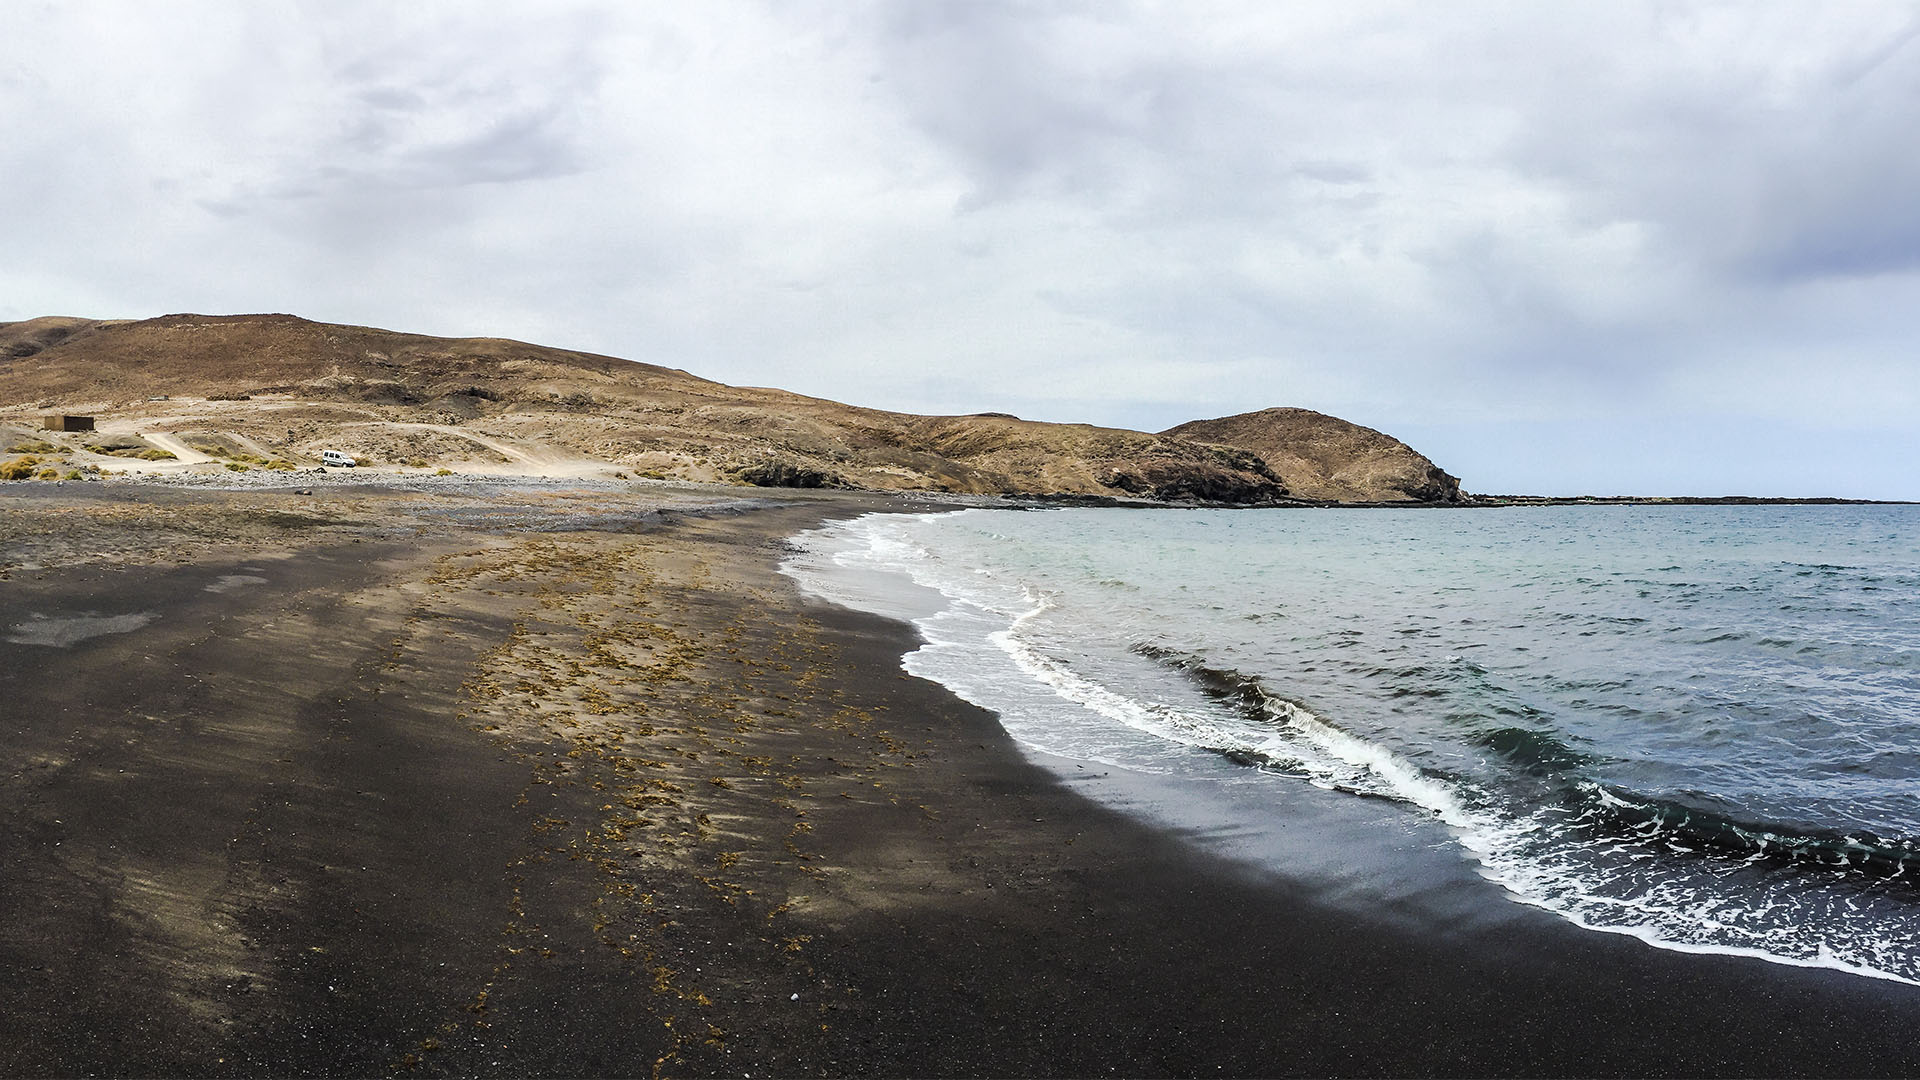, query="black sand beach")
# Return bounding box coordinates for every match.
[3,482,1919,1077]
